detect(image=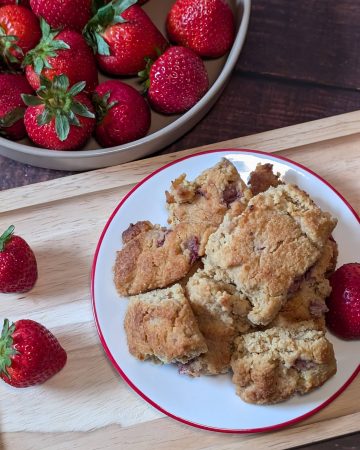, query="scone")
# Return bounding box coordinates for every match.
[124,284,207,364]
[204,184,337,325]
[231,321,337,404]
[179,270,252,376]
[248,163,283,195]
[270,238,338,329]
[166,158,252,228]
[114,220,213,296]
